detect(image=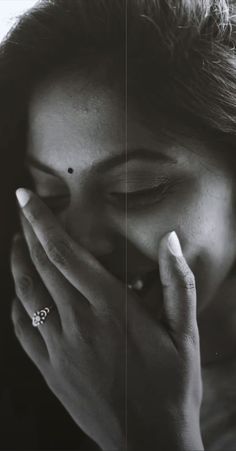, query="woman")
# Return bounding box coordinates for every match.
[1,0,236,449]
